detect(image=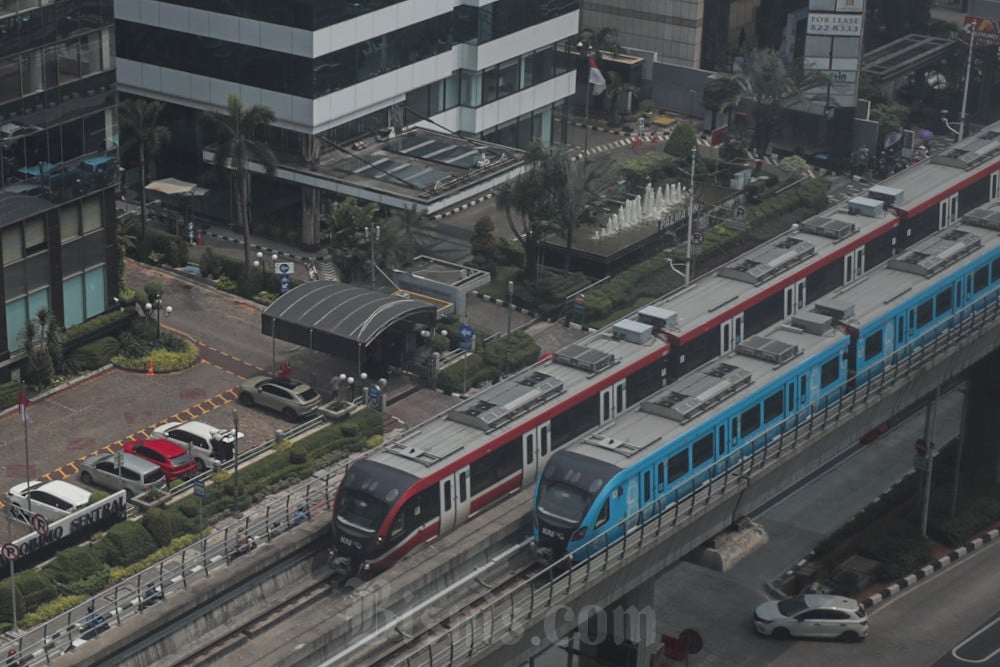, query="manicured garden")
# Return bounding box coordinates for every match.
[0,409,382,631]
